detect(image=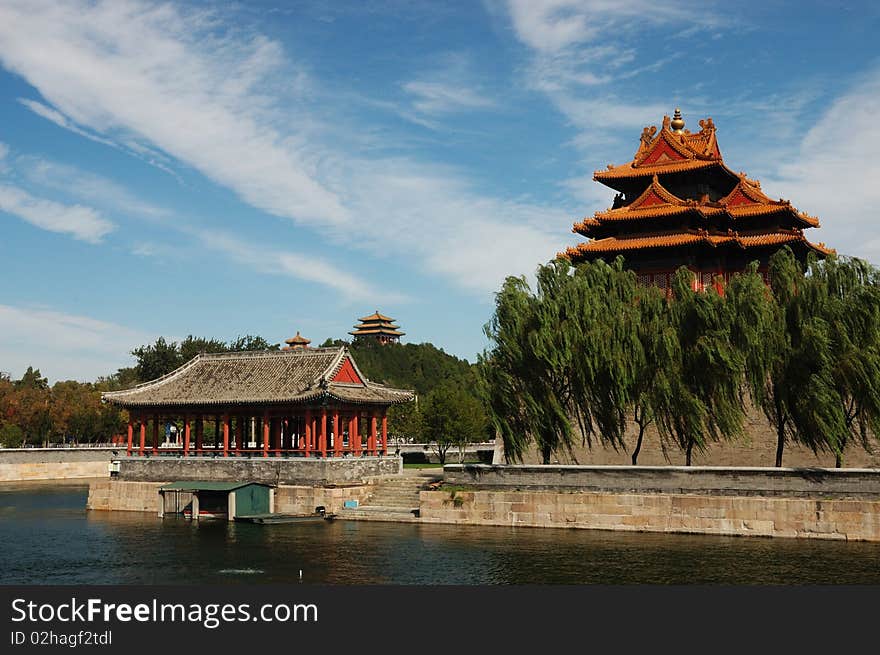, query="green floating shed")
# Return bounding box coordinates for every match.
[159,481,274,521]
